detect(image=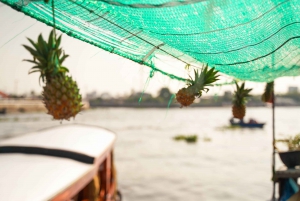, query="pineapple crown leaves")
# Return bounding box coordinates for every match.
[264,81,274,94]
[187,64,220,97]
[232,81,252,106]
[23,30,69,83]
[261,81,274,102]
